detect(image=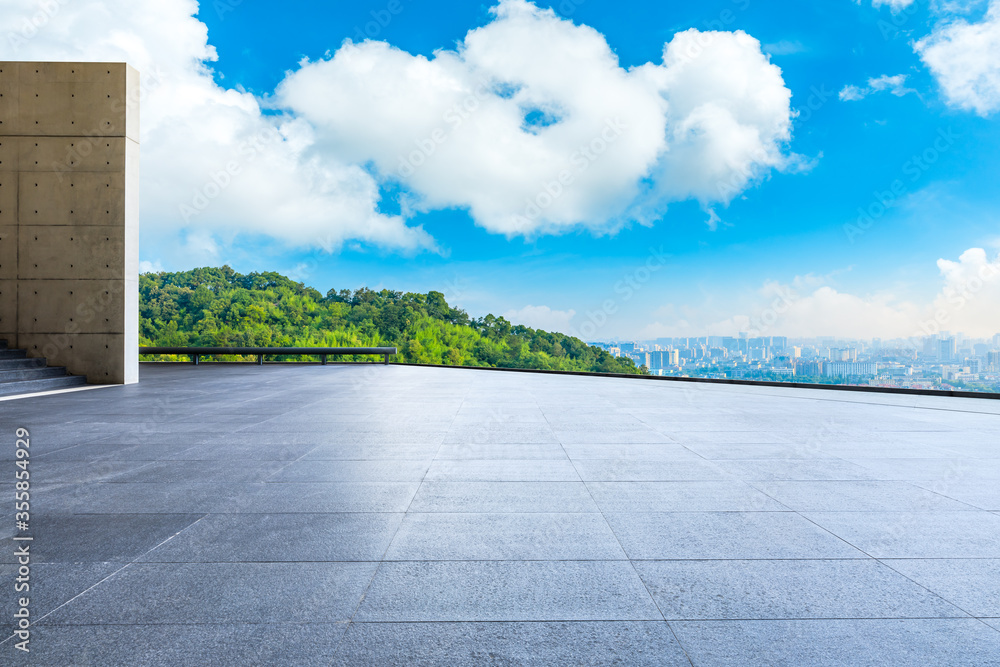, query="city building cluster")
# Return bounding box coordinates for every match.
[592,333,1000,393]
